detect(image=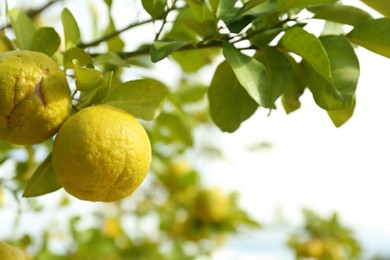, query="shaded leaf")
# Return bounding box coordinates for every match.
[142,0,167,19]
[208,61,258,132]
[23,154,62,197]
[155,113,193,146]
[282,59,307,114]
[347,18,390,58]
[309,4,373,26]
[223,43,269,107]
[280,27,332,82]
[276,0,337,12]
[172,48,218,72]
[360,0,390,17]
[150,41,188,62]
[104,79,169,120]
[61,8,81,49]
[8,8,36,50]
[93,52,132,67]
[32,27,61,56]
[255,47,293,107]
[306,35,359,110]
[327,98,356,127]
